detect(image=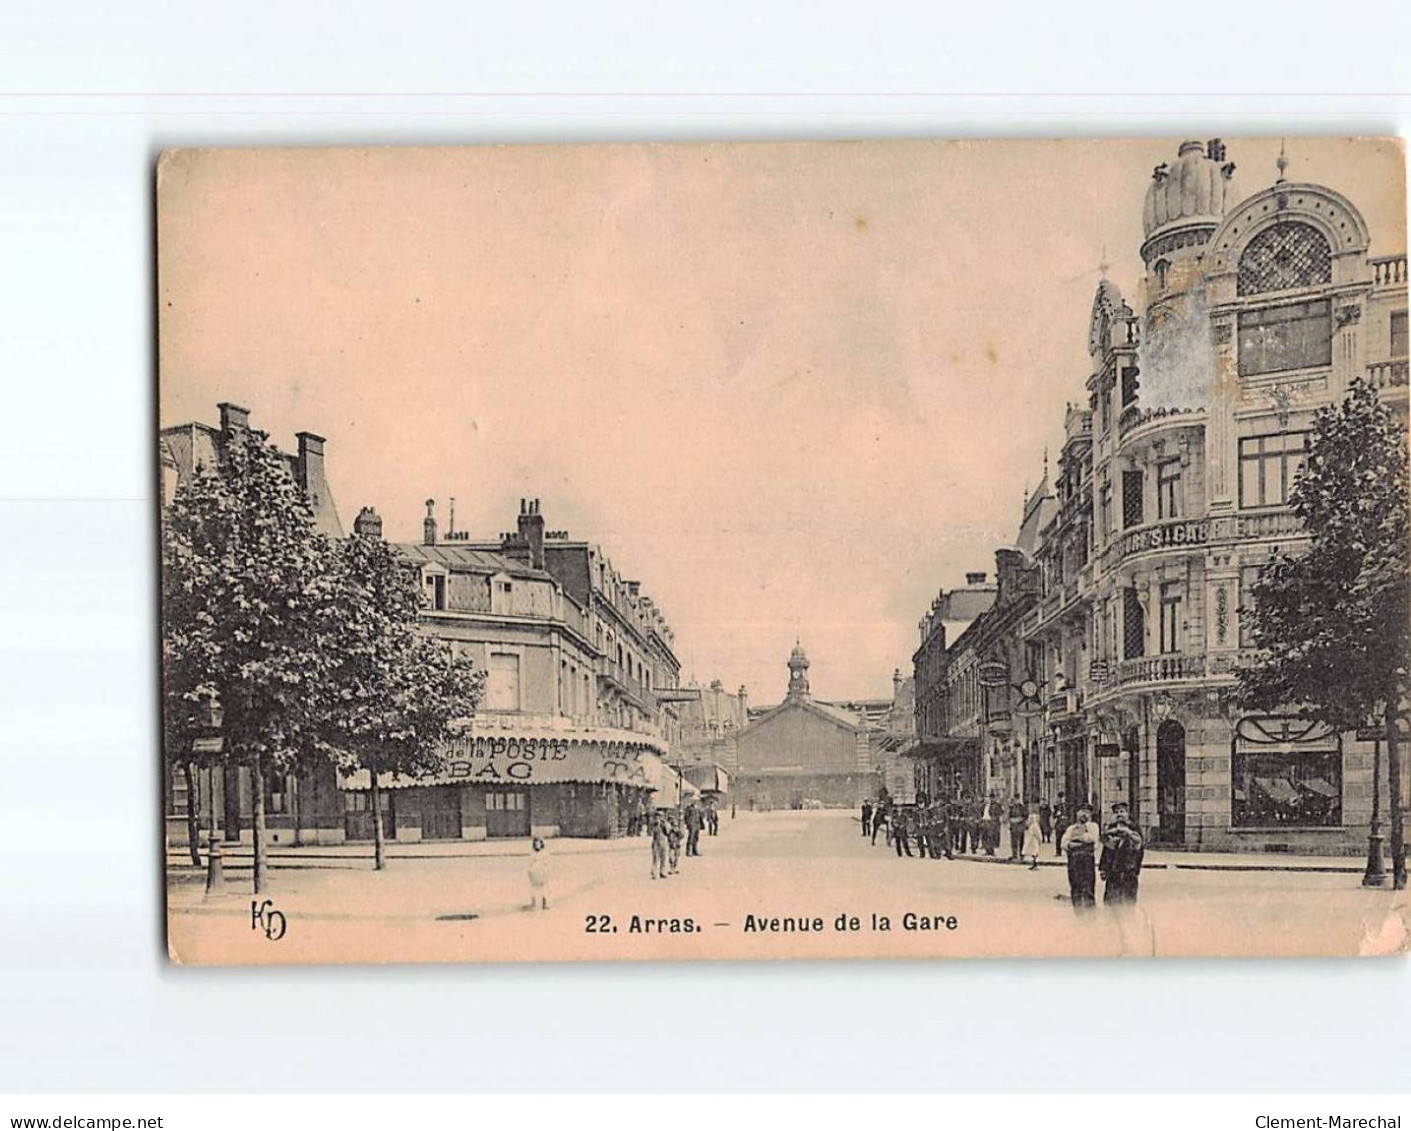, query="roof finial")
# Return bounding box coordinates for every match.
[1043,446,1049,484]
[1098,245,1109,280]
[1275,138,1289,183]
